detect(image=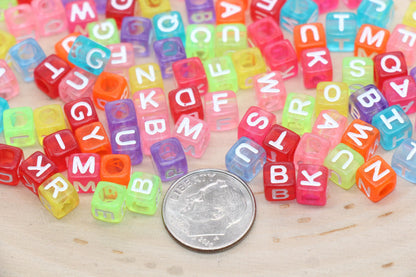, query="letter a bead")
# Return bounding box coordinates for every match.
[126,172,162,215]
[91,181,127,223]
